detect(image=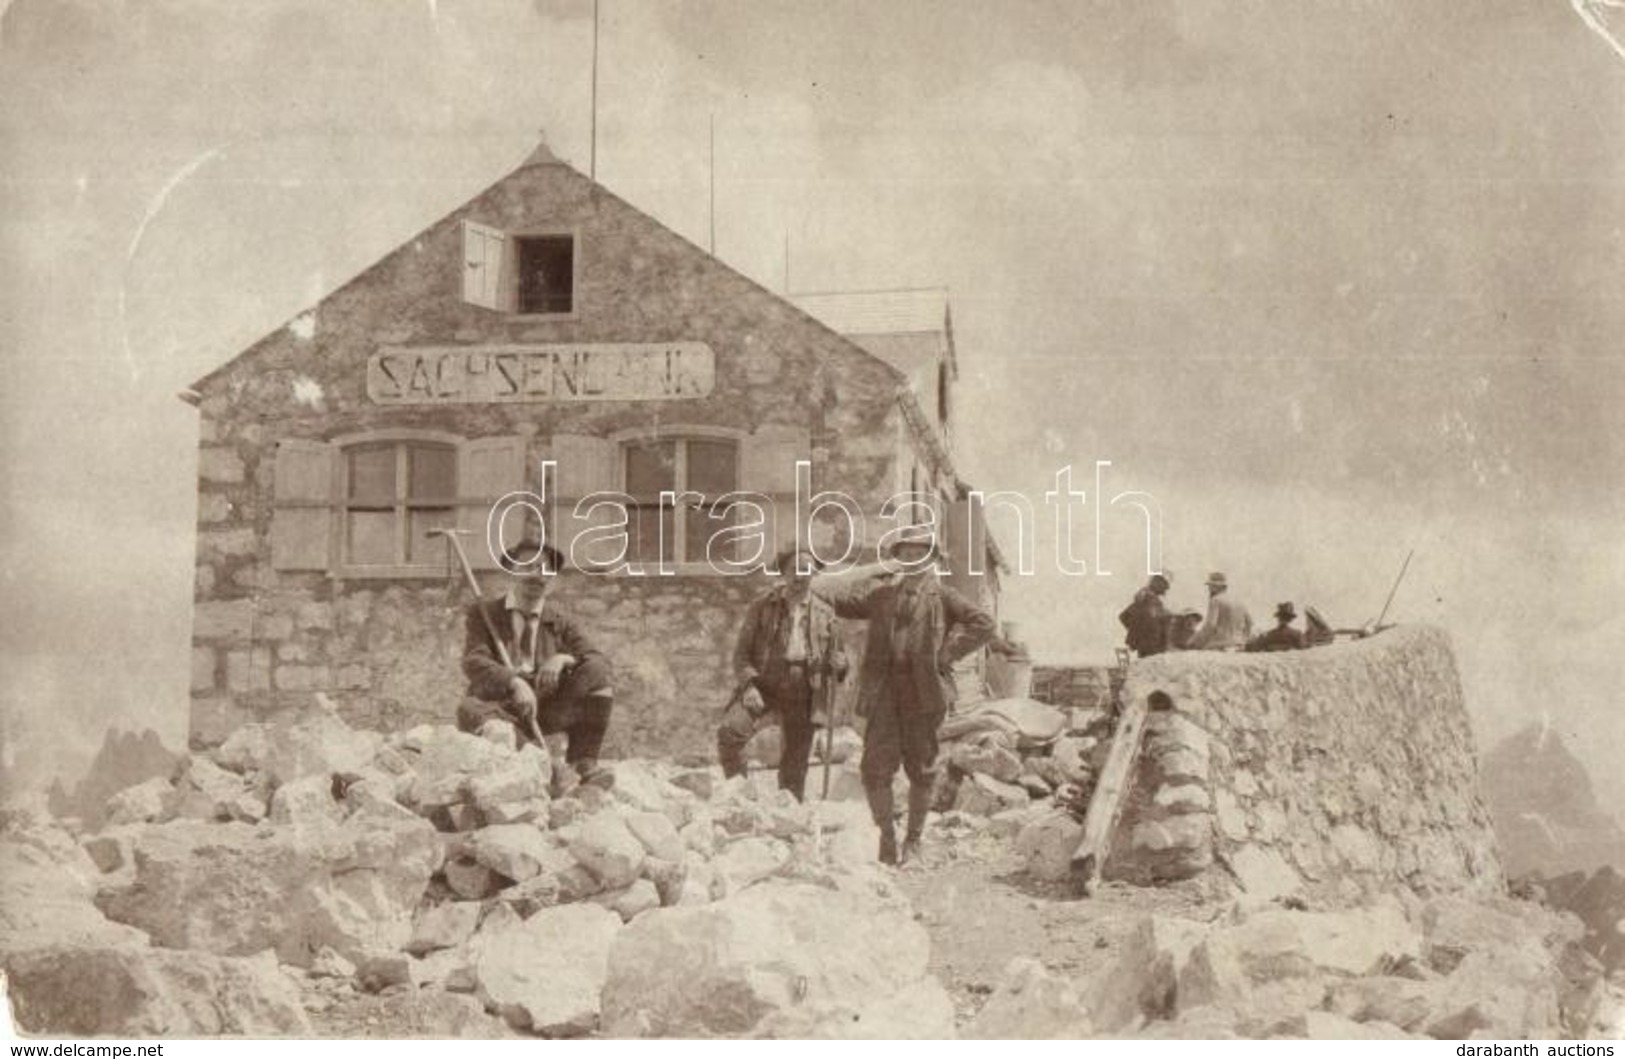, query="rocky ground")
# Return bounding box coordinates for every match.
[2,693,1622,1039]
